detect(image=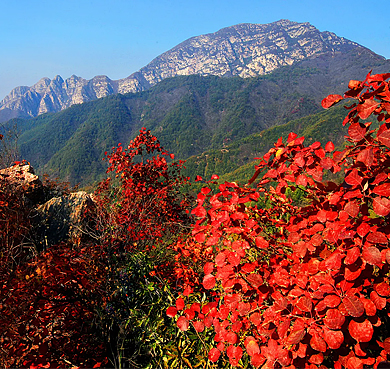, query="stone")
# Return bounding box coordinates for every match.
[0,162,44,205]
[35,191,95,248]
